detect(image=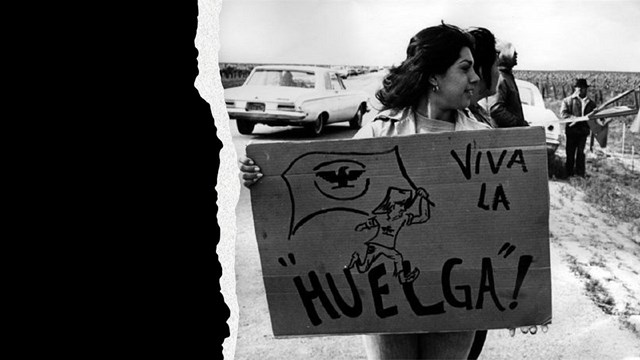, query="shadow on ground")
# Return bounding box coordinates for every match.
[548,152,568,180]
